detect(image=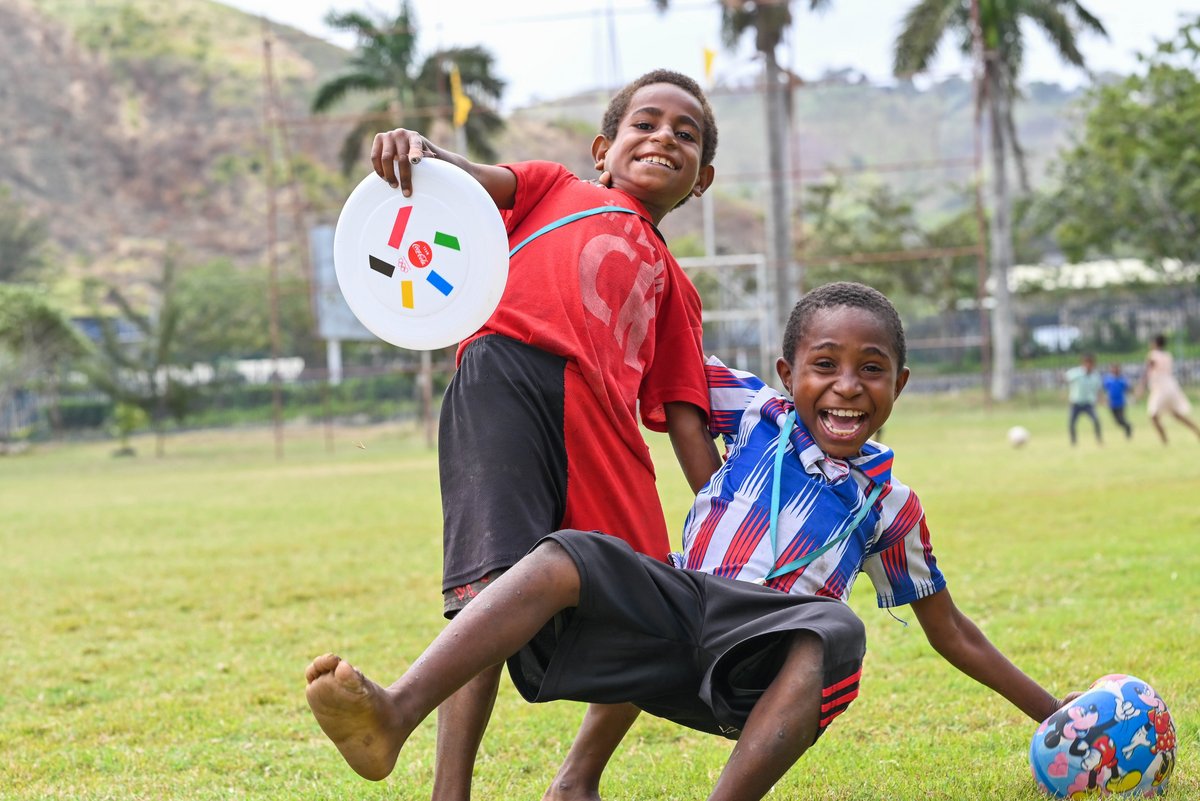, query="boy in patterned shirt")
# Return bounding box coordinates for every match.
[304,282,1070,801]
